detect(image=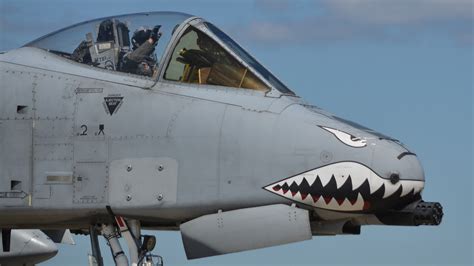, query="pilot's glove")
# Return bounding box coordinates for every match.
[150,25,162,43]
